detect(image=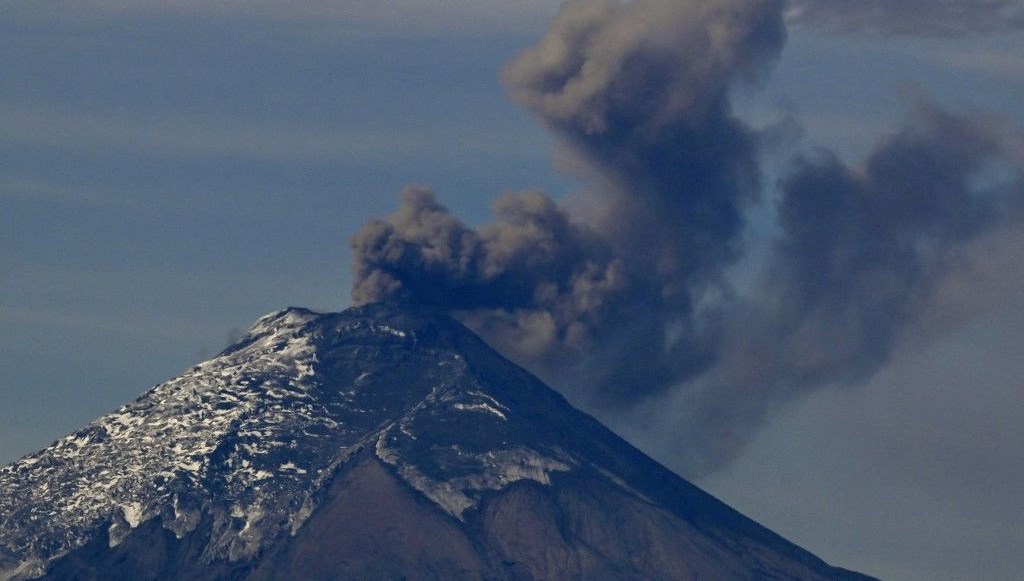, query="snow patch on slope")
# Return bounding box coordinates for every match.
[374,378,575,521]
